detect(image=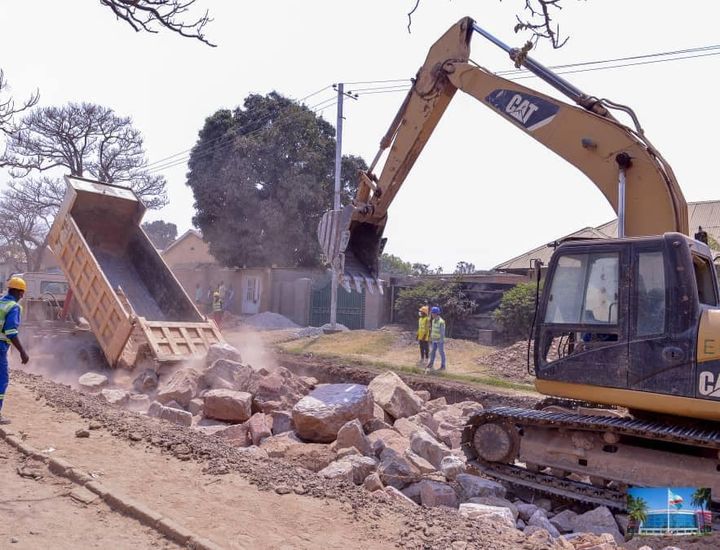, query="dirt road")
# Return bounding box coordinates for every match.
[0,369,553,550]
[0,438,177,549]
